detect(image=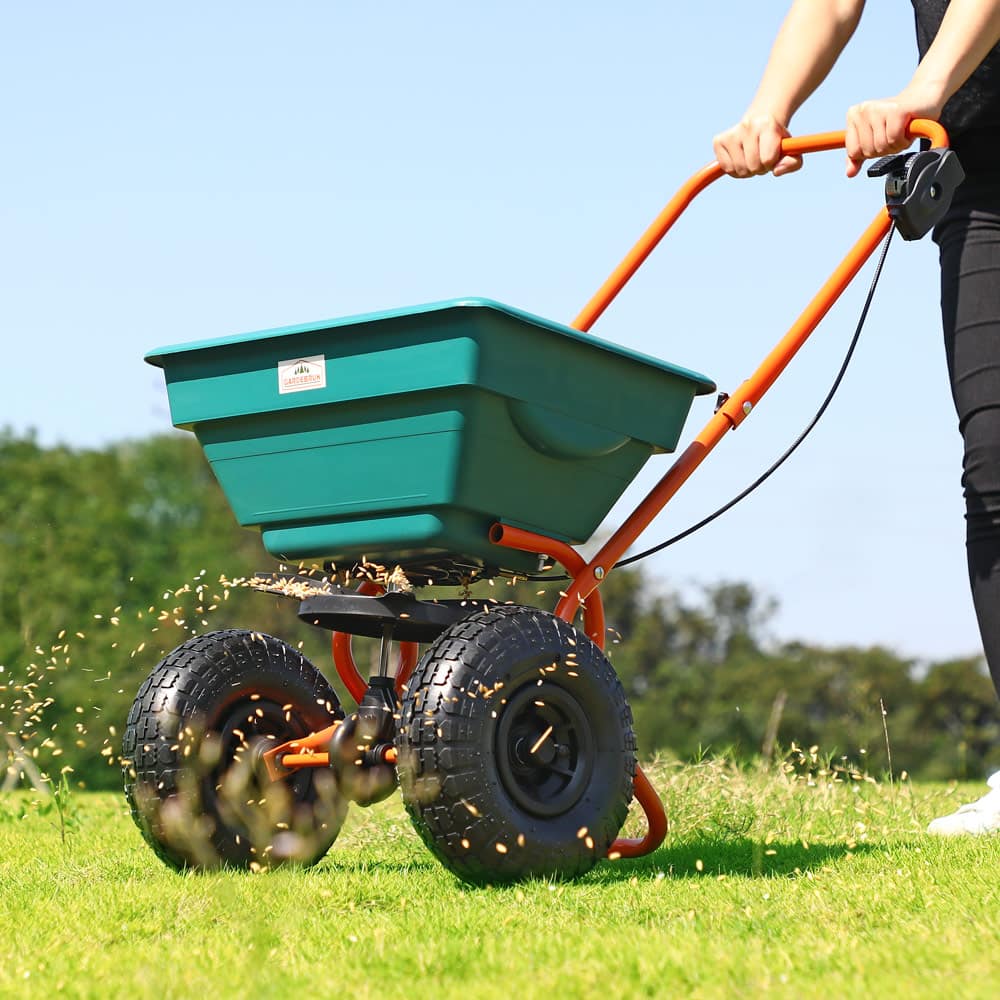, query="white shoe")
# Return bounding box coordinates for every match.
[926,772,1000,836]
